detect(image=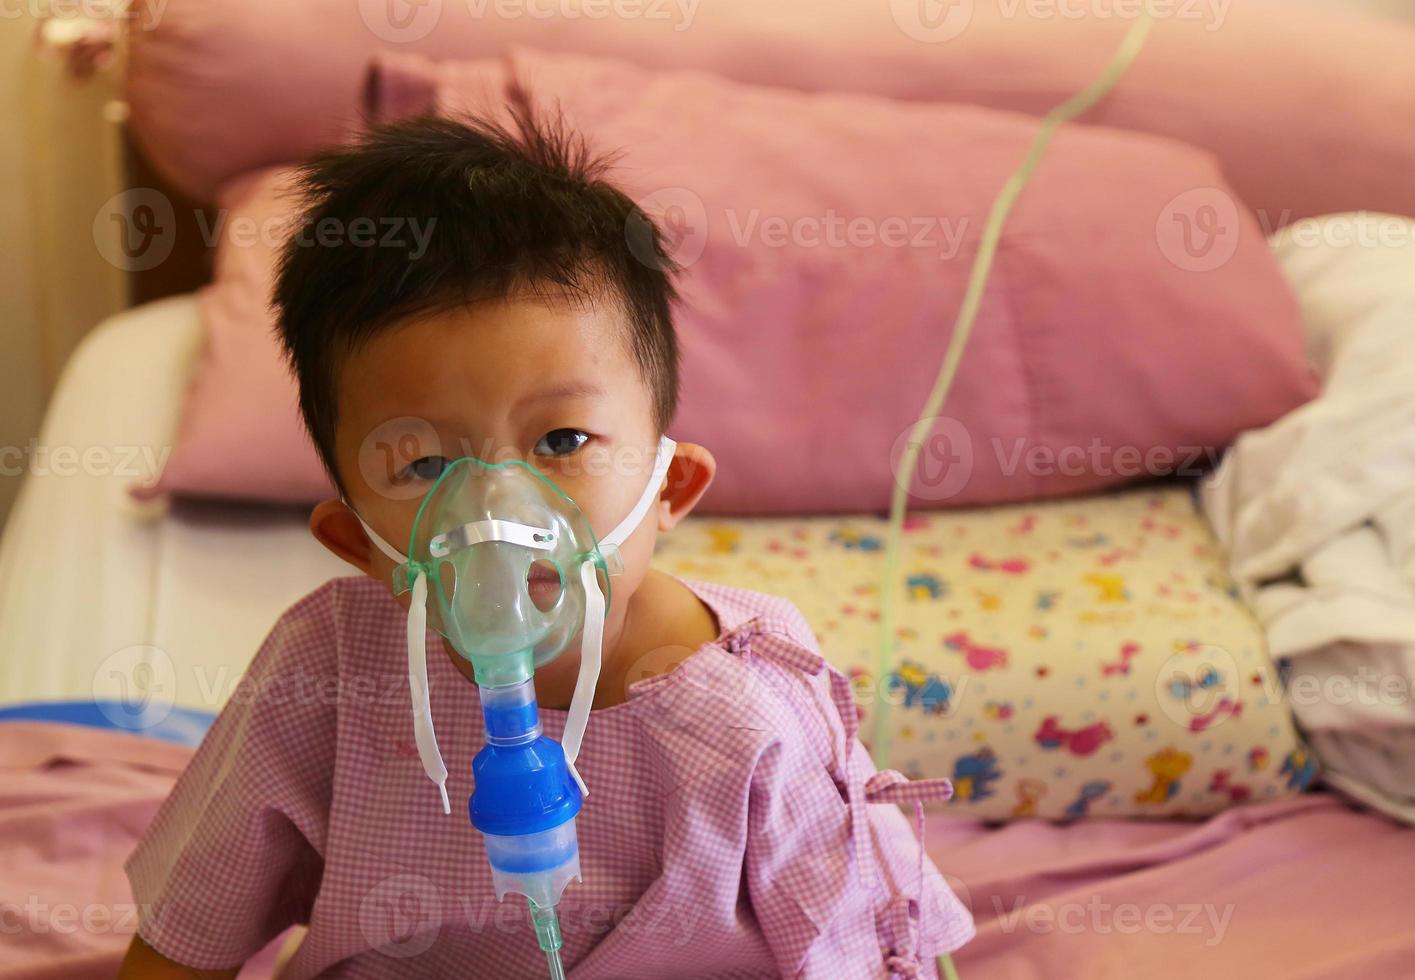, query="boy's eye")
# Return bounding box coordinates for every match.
[534,429,590,457]
[403,455,455,482]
